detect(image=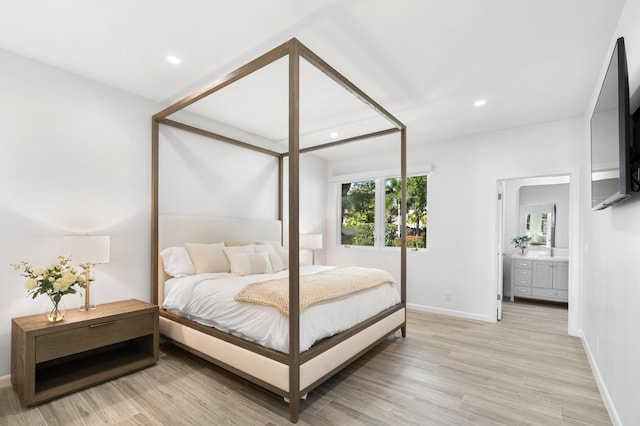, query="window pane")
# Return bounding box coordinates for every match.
[341,180,376,246]
[385,175,428,248]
